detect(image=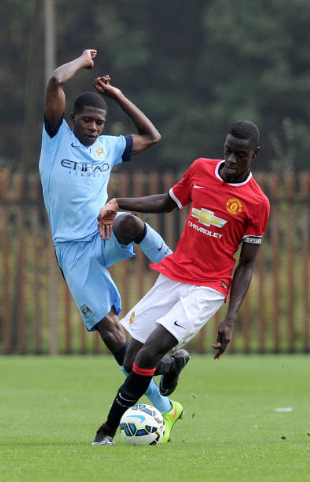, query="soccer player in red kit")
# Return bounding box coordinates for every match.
[93,120,270,445]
